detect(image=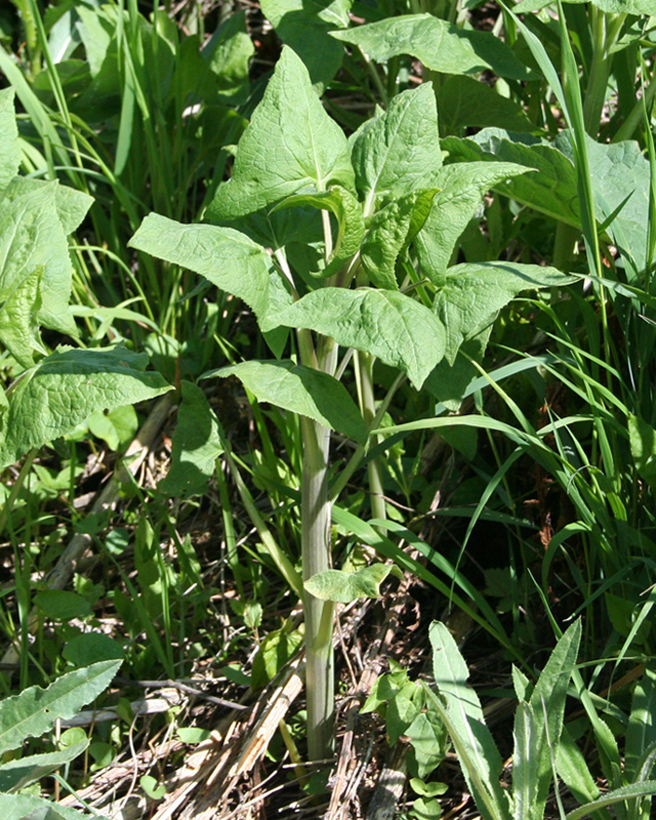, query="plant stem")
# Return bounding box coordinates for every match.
[301,413,335,761]
[355,351,386,524]
[300,331,338,762]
